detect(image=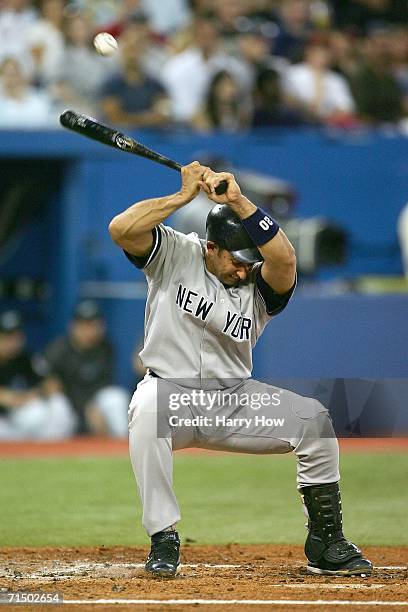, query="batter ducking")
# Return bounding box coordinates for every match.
[108,162,372,579]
